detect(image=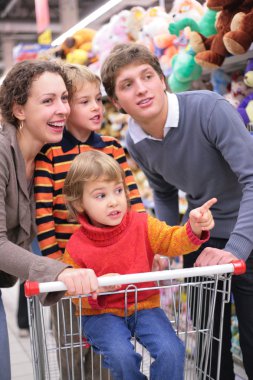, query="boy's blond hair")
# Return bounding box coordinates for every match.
[63,150,129,220]
[101,43,168,100]
[63,63,101,101]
